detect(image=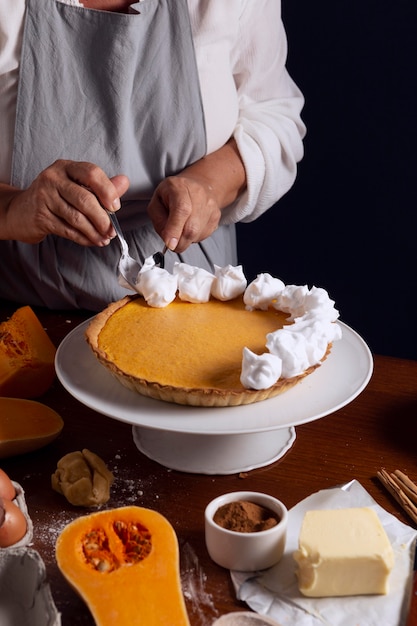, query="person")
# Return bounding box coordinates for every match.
[0,0,306,310]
